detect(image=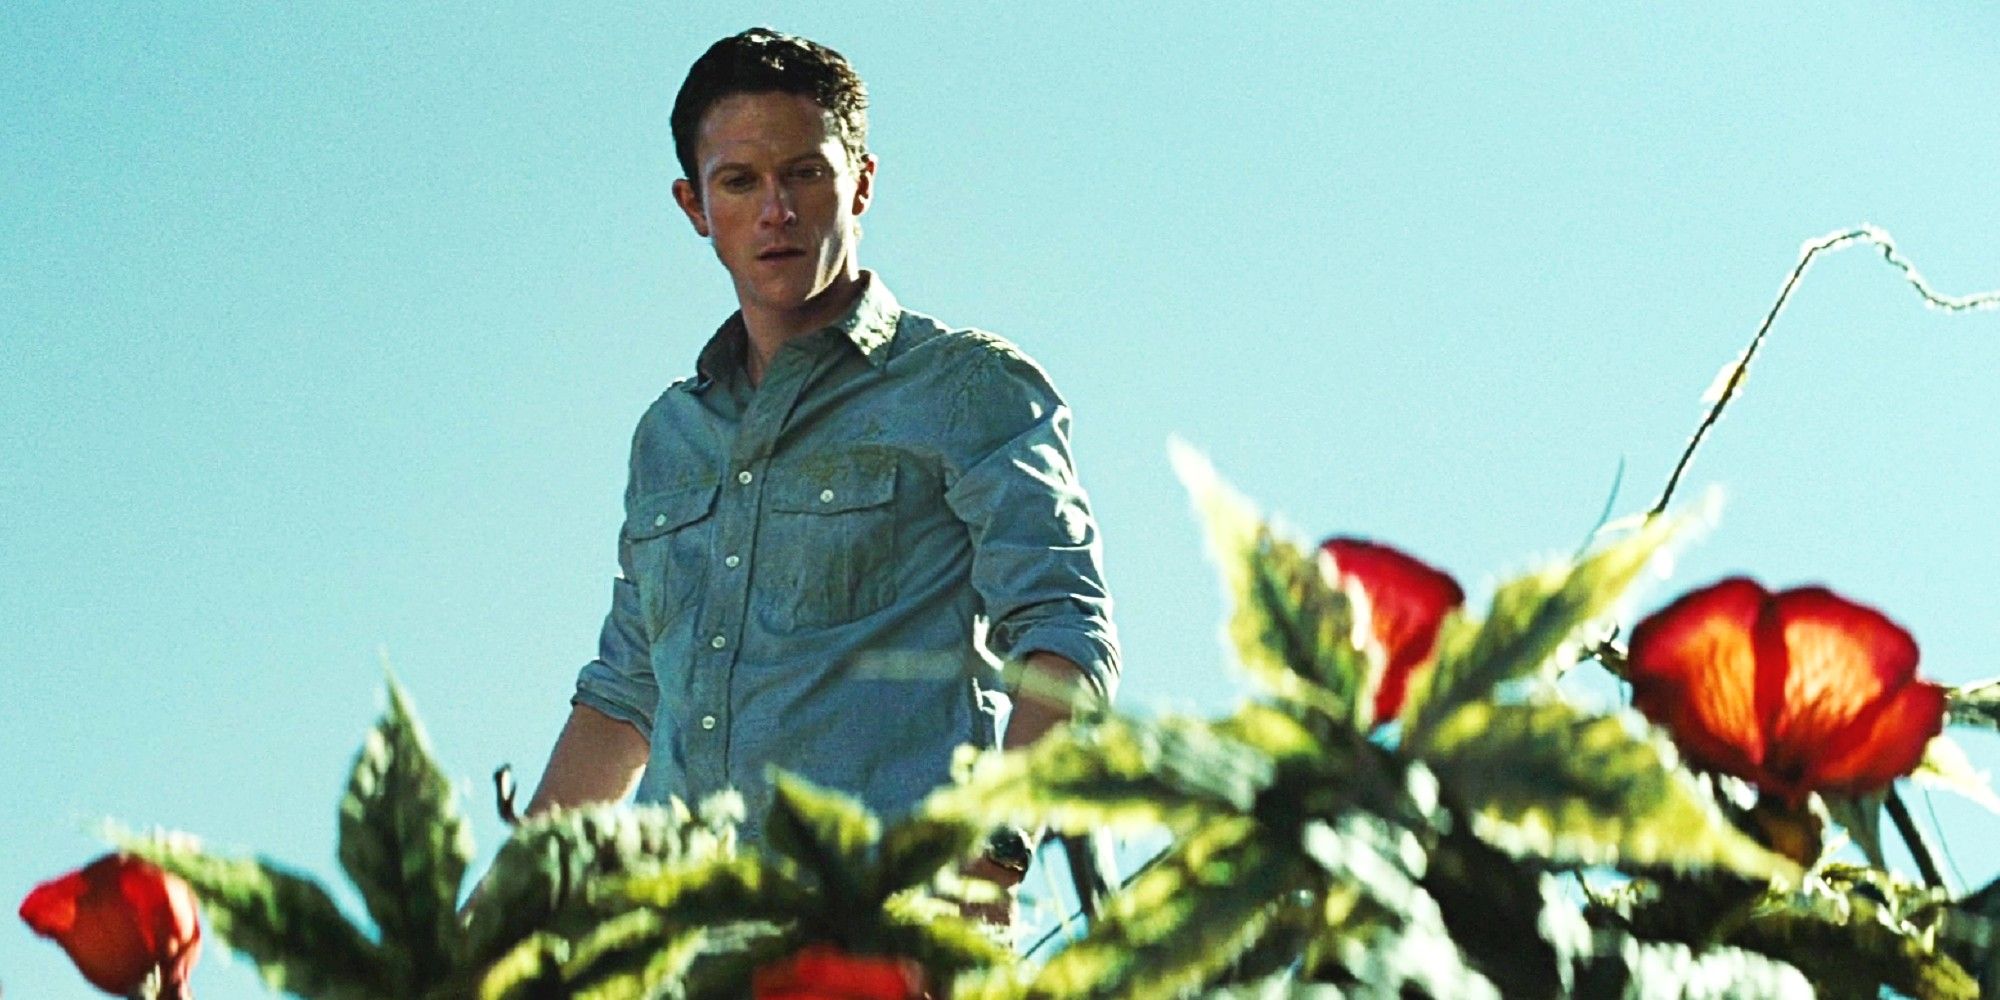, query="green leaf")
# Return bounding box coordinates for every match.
[337,678,472,991]
[477,933,567,1000]
[1573,937,1814,999]
[928,714,1273,837]
[1403,516,1681,750]
[116,834,390,999]
[763,770,881,904]
[1032,821,1307,1000]
[1170,439,1372,726]
[1732,889,1979,1000]
[1946,678,2000,731]
[1418,701,1793,878]
[463,800,732,968]
[877,815,987,895]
